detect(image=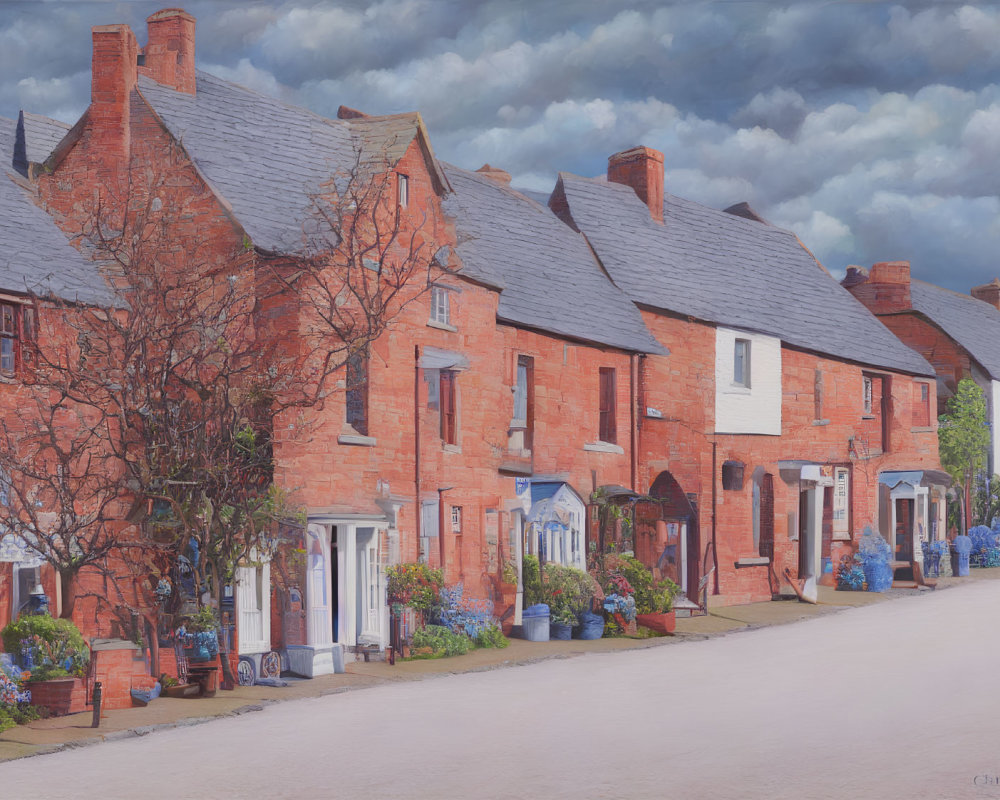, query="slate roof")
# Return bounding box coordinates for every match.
[19,112,70,165]
[137,72,444,256]
[0,116,110,305]
[441,164,663,354]
[909,280,1000,380]
[557,174,933,376]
